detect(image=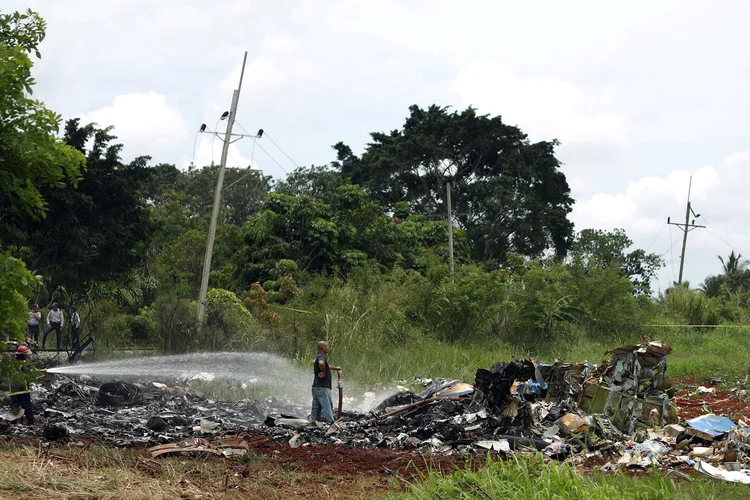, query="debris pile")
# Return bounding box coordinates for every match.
[1,340,748,483]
